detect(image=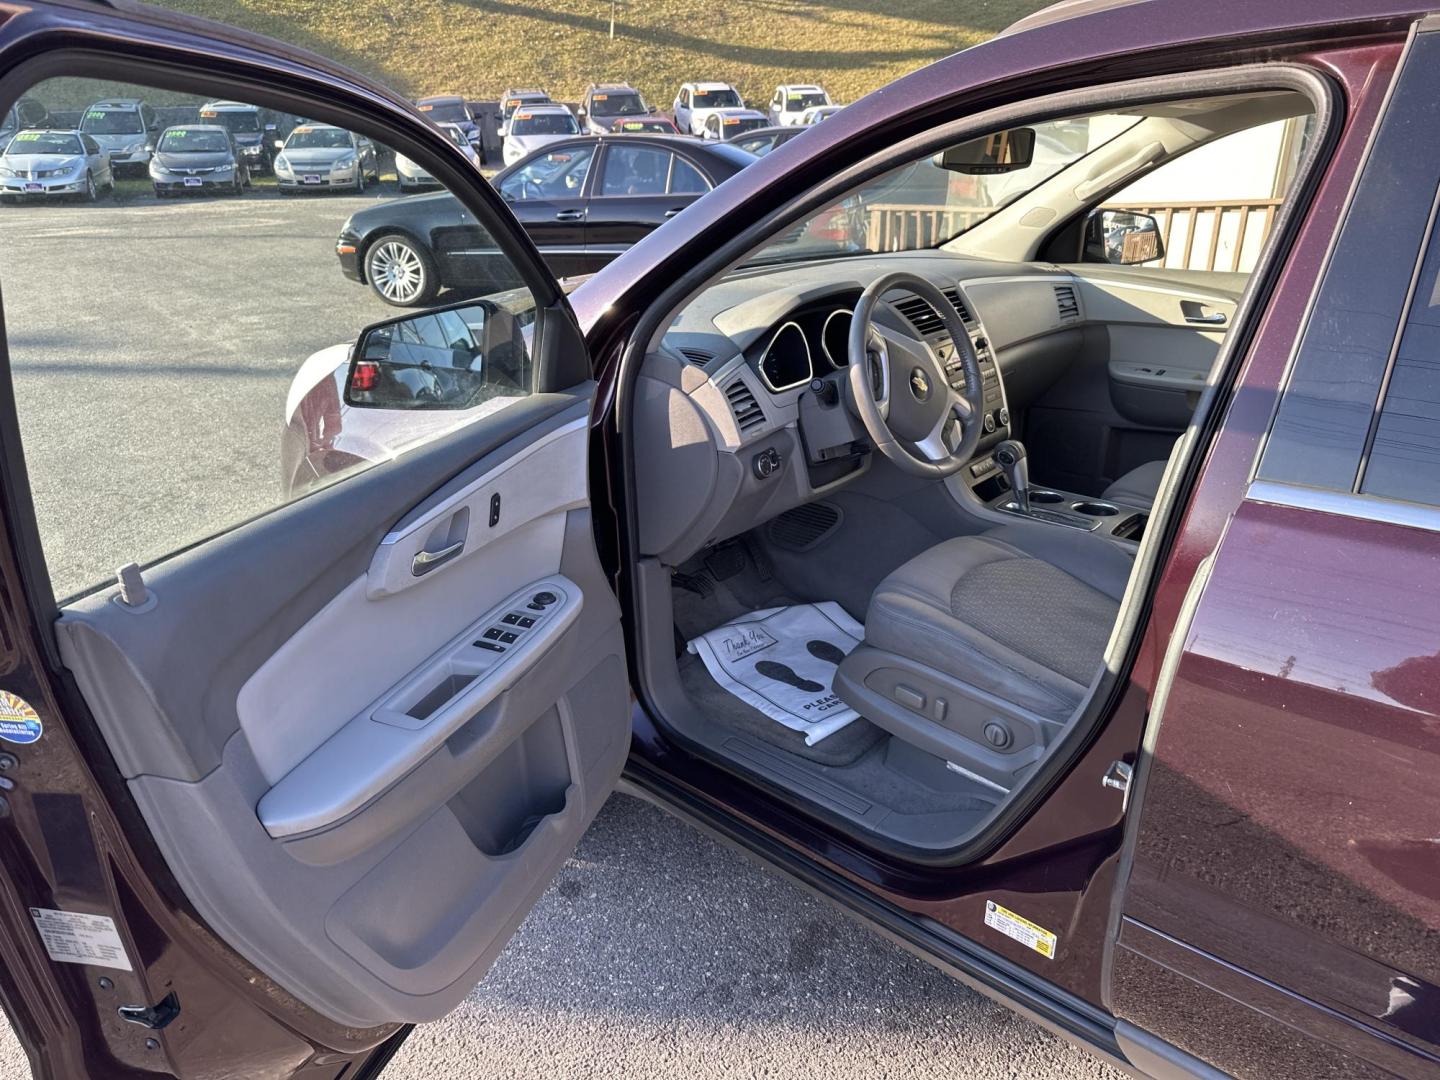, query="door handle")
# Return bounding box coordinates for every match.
[664,208,684,218]
[1184,312,1227,325]
[412,539,465,576]
[554,209,584,221]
